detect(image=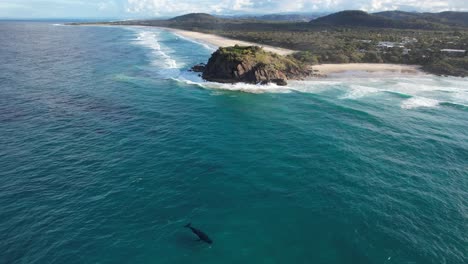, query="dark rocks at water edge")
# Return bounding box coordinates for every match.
[196,46,311,86]
[190,63,206,72]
